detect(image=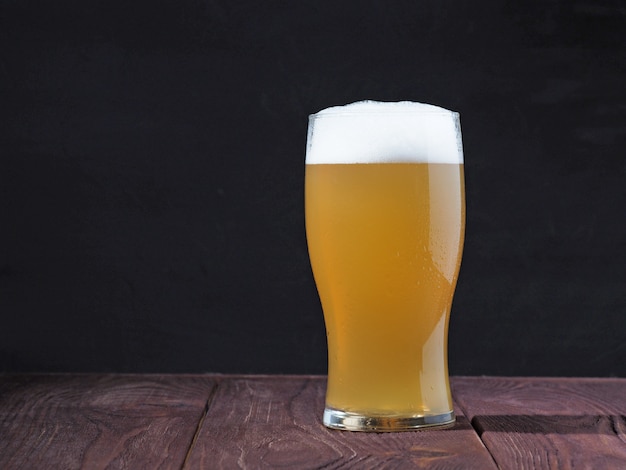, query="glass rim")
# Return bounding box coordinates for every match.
[308,101,460,120]
[309,109,460,119]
